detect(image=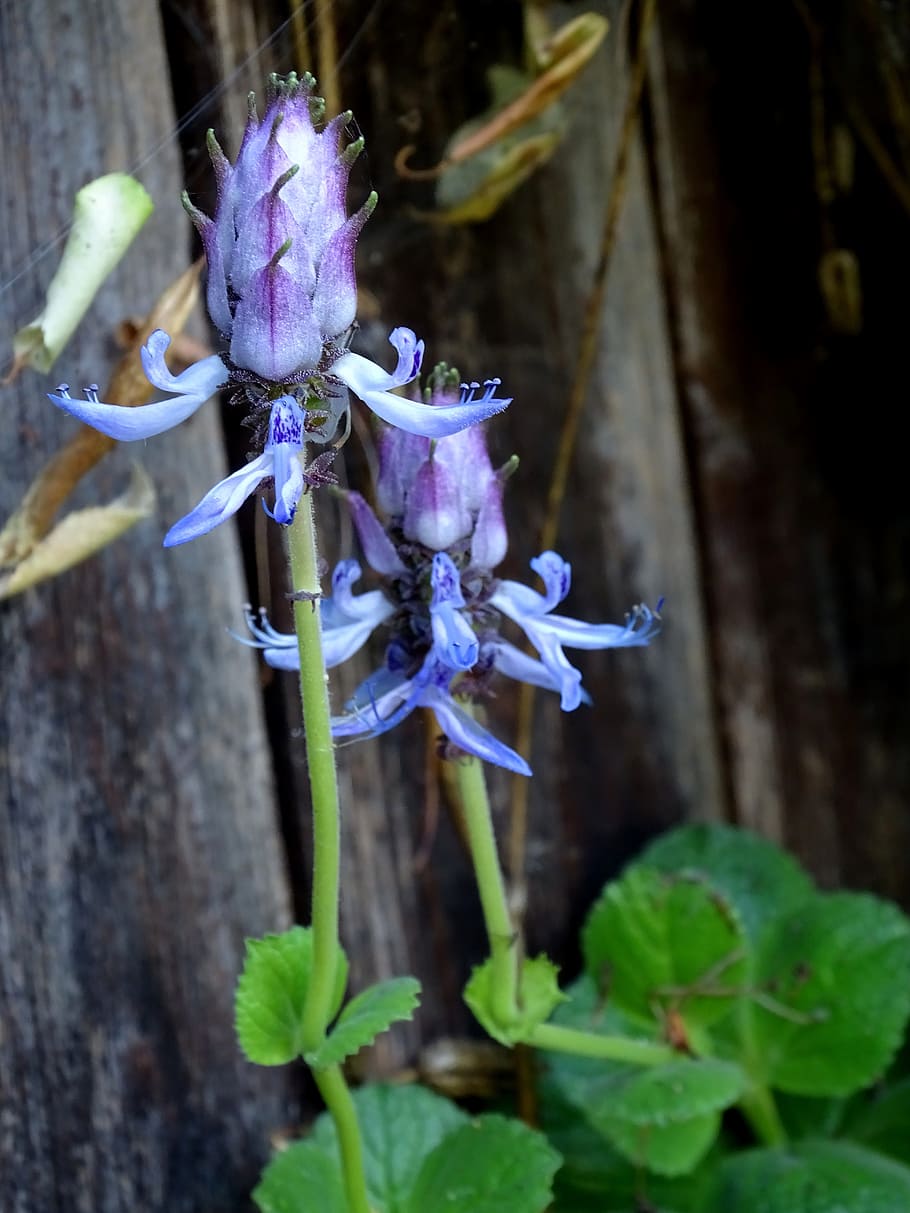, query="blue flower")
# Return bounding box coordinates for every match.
[47,74,513,544]
[162,394,307,545]
[490,551,661,711]
[331,652,533,778]
[235,560,394,670]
